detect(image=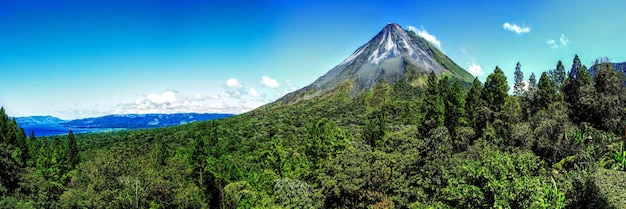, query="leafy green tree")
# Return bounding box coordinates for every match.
[362,109,388,149]
[320,145,395,208]
[513,62,525,96]
[224,181,257,209]
[481,66,509,112]
[440,147,565,208]
[305,119,350,171]
[274,177,314,209]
